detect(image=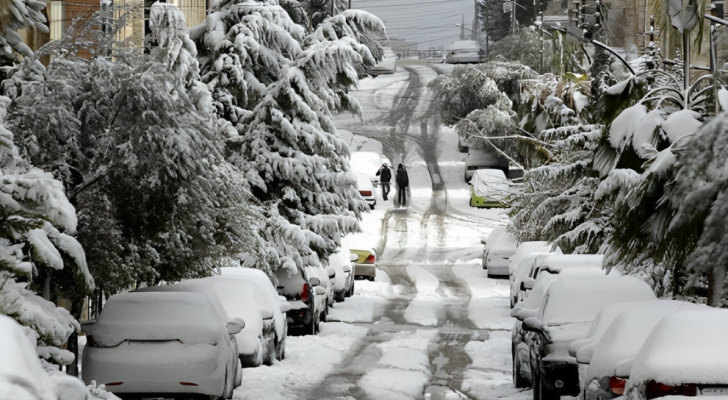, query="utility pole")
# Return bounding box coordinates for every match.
[349,0,351,9]
[473,0,480,40]
[461,14,465,39]
[485,0,489,54]
[331,0,335,16]
[513,1,516,35]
